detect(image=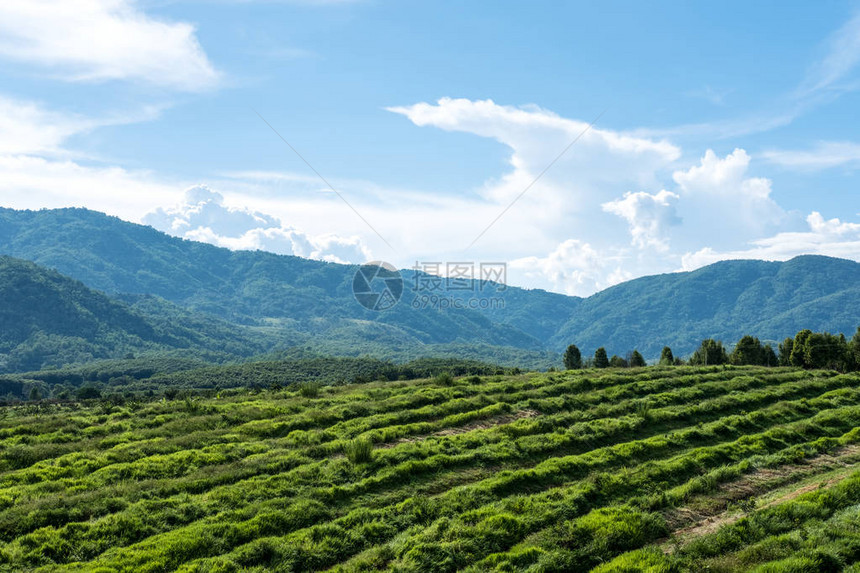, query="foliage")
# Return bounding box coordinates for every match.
[3,208,860,365]
[298,381,321,398]
[551,255,860,358]
[0,366,856,571]
[689,339,728,366]
[629,350,647,368]
[659,346,675,366]
[594,347,610,368]
[344,436,374,464]
[563,344,582,370]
